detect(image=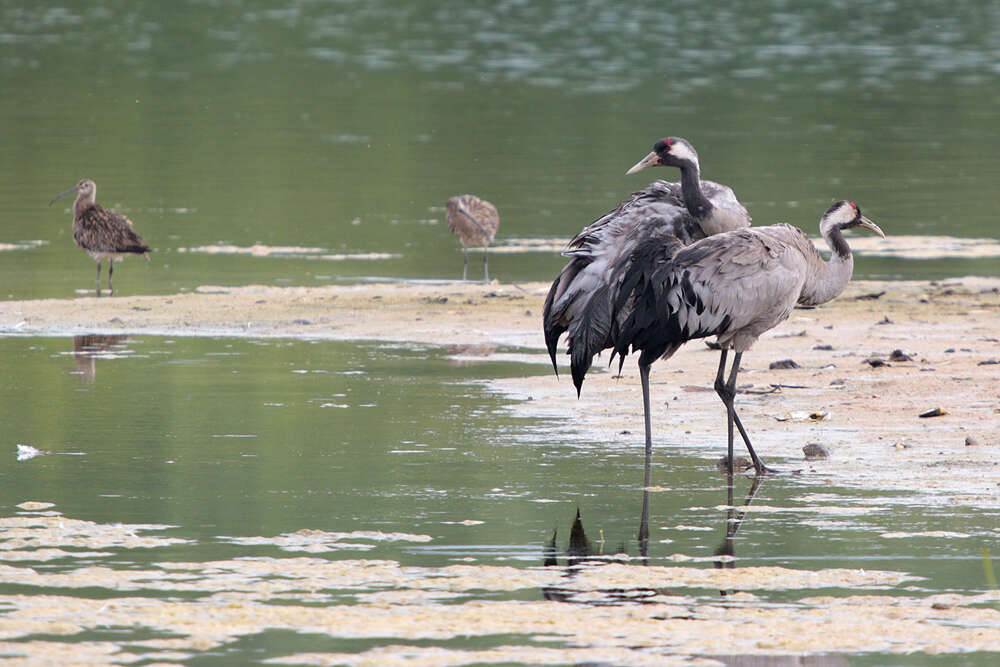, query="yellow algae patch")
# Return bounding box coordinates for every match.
[178,244,326,256]
[0,548,112,562]
[0,514,190,554]
[219,529,432,553]
[0,640,139,664]
[176,244,400,261]
[500,235,1000,259]
[14,502,55,511]
[555,562,917,593]
[0,240,47,252]
[263,645,721,666]
[1,591,999,661]
[313,252,401,261]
